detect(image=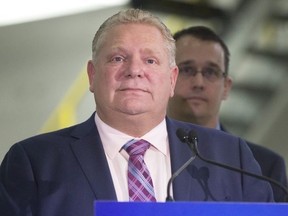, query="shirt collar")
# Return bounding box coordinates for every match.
[216,121,221,130]
[94,113,168,160]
